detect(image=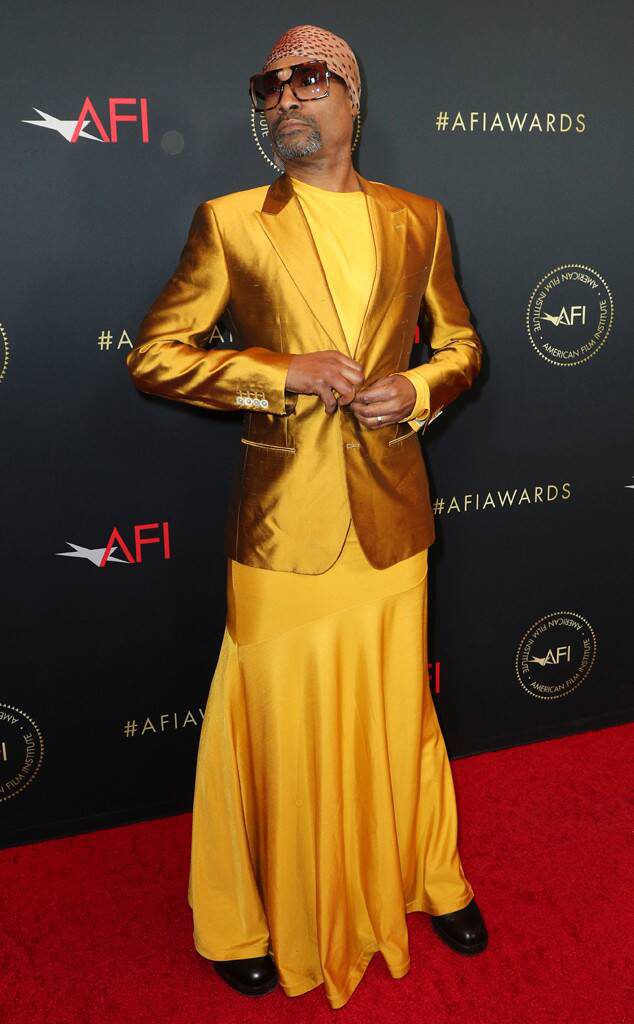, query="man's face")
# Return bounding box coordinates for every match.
[262,56,354,163]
